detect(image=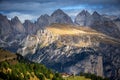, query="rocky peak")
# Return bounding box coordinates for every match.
[74,10,91,26]
[78,10,91,16]
[51,9,73,24]
[11,16,20,23]
[0,14,11,24]
[23,20,37,34]
[36,14,50,28]
[92,11,101,18]
[0,13,12,36]
[36,9,73,28]
[89,11,104,23]
[80,10,86,14]
[11,16,25,33]
[51,9,65,16]
[23,20,34,28]
[11,16,21,24]
[37,14,50,21]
